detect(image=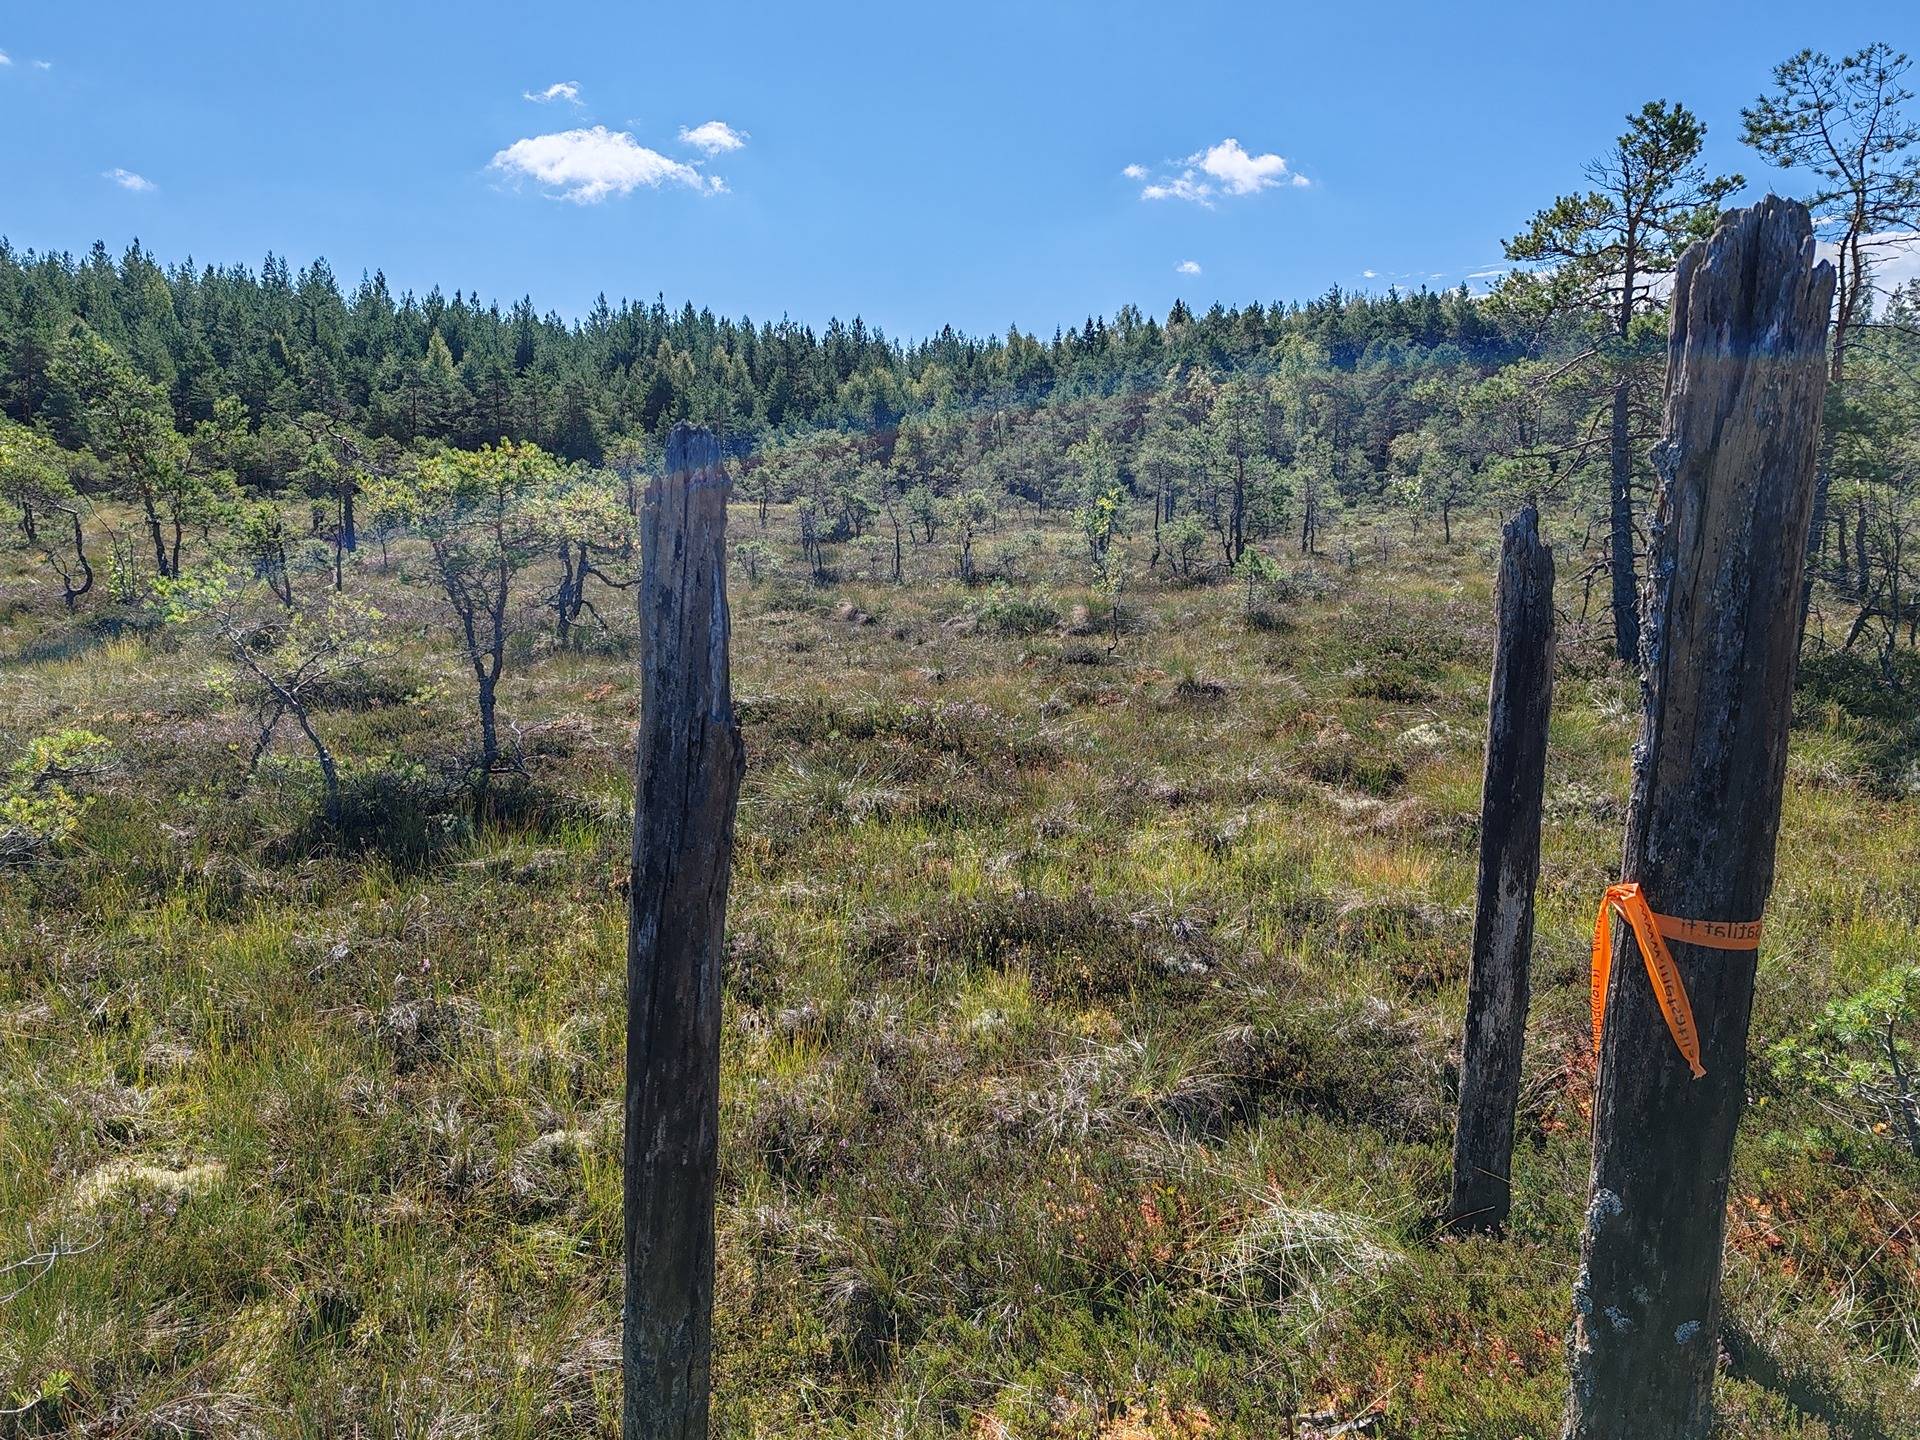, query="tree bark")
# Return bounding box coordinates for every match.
[1563,197,1833,1440]
[1800,425,1836,632]
[59,508,94,610]
[1854,503,1869,607]
[1607,378,1640,665]
[624,424,745,1440]
[1450,504,1555,1232]
[1799,218,1860,633]
[143,493,171,578]
[1230,457,1247,566]
[475,673,500,783]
